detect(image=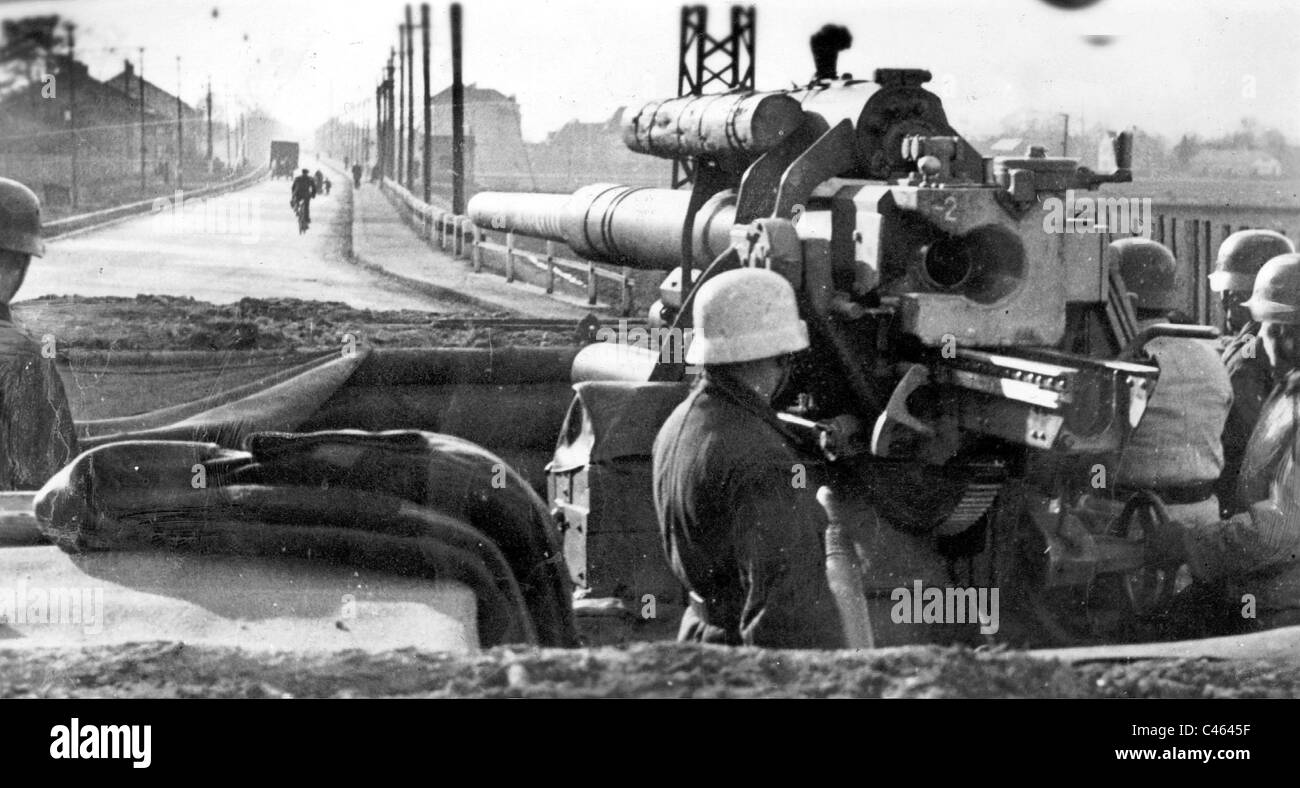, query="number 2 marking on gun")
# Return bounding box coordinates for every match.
[935,196,958,223]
